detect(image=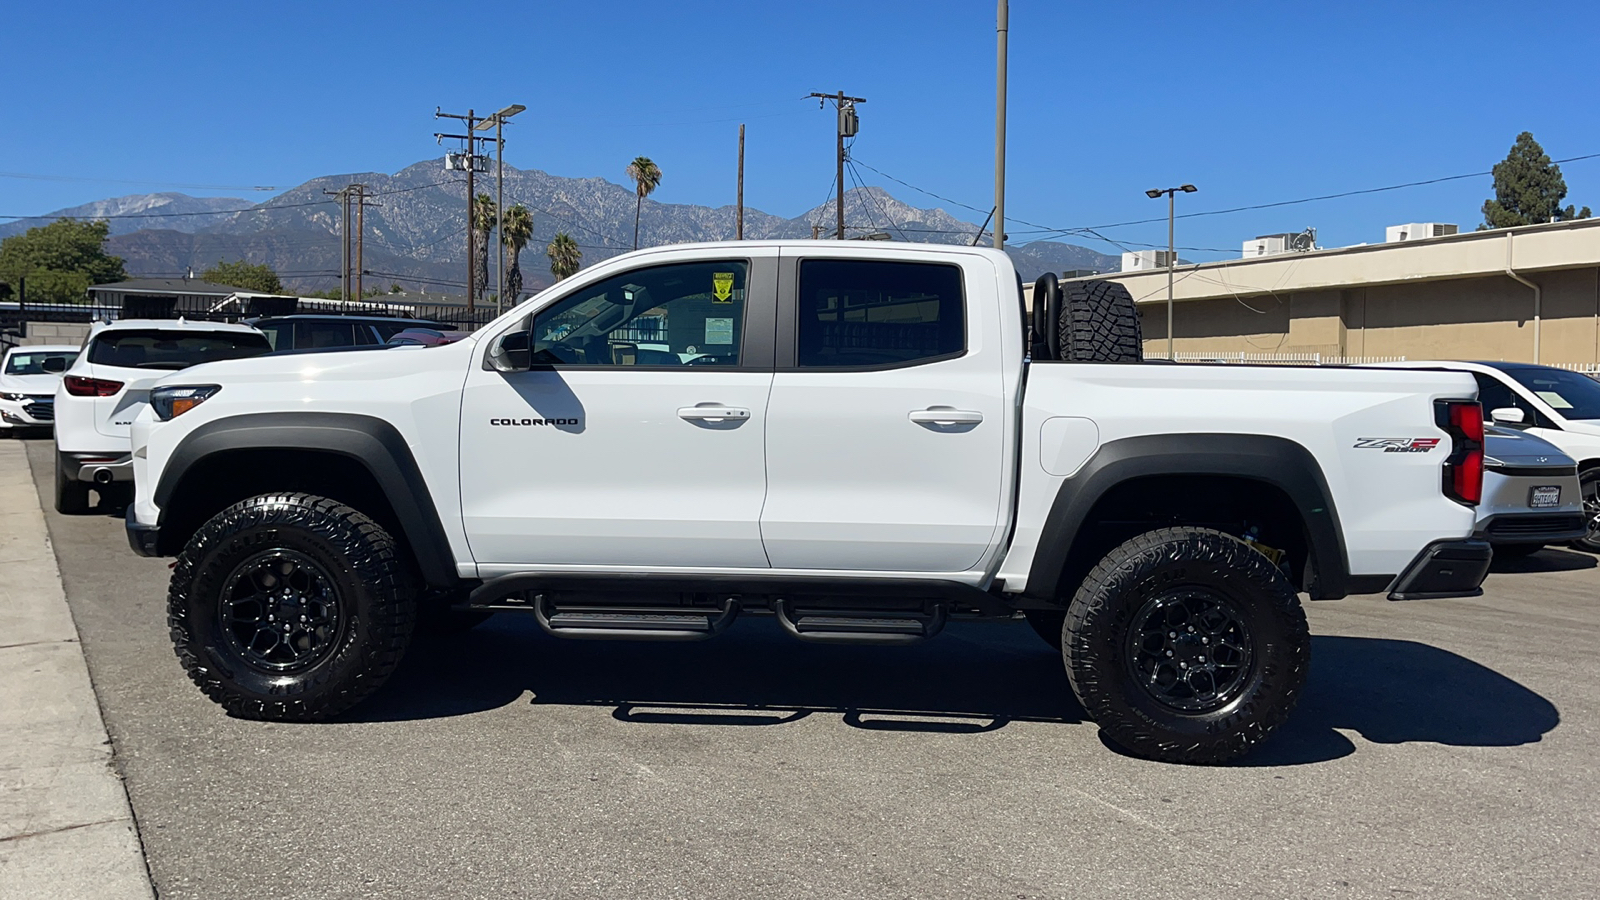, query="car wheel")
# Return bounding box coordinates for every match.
[54,454,91,514]
[167,492,418,721]
[1022,609,1066,649]
[1063,527,1310,764]
[1573,469,1600,553]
